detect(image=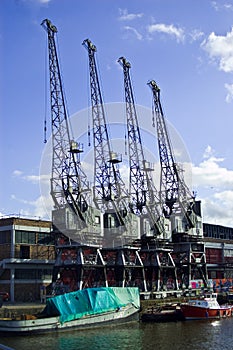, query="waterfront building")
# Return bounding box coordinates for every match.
[0,216,55,302]
[203,223,233,240]
[203,223,233,289]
